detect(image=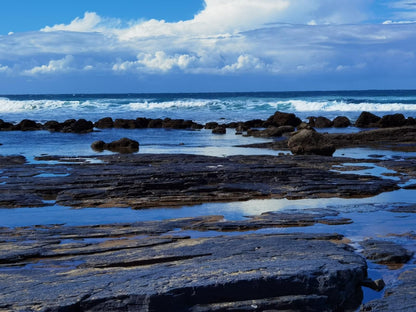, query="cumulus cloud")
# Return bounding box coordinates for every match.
[221,55,267,73]
[23,55,74,75]
[42,12,106,33]
[113,51,196,73]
